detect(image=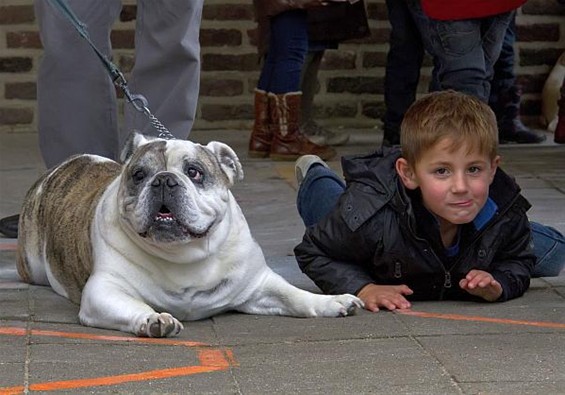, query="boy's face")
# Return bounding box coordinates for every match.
[396,138,499,227]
